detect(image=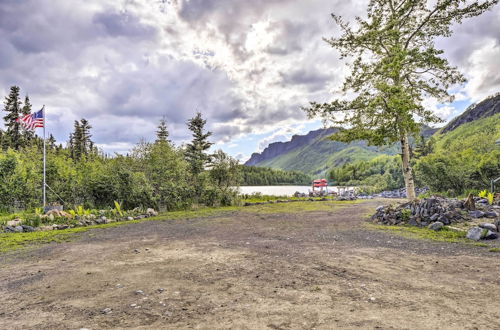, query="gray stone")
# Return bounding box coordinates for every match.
[484,211,498,218]
[21,225,35,232]
[376,205,384,212]
[14,225,24,233]
[127,216,134,221]
[469,210,485,218]
[495,220,500,231]
[4,226,16,233]
[466,227,487,241]
[101,308,112,314]
[484,230,498,240]
[430,214,439,222]
[428,221,444,231]
[135,290,145,295]
[479,223,498,232]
